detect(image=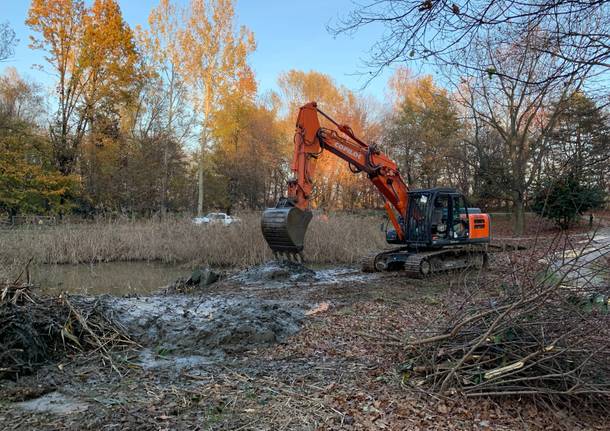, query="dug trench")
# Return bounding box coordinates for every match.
[1,254,607,430]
